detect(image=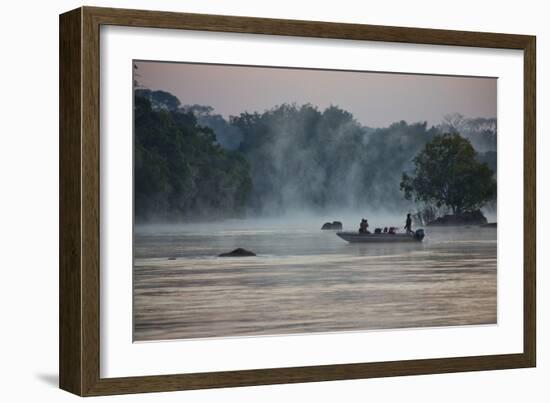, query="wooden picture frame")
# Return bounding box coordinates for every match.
[59,6,536,396]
